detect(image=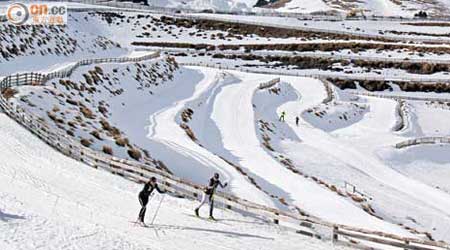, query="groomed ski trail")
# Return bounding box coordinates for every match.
[146,66,275,207]
[209,72,410,236]
[281,79,450,240]
[0,112,353,250]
